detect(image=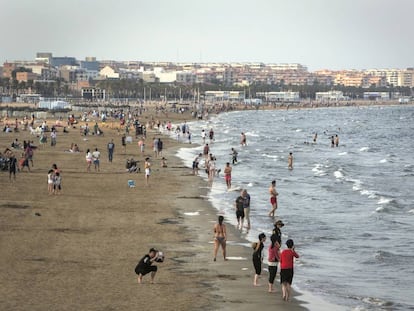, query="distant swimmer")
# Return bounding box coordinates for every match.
[335,134,339,147]
[288,152,293,170]
[331,136,335,148]
[268,180,279,217]
[240,132,247,146]
[313,133,317,143]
